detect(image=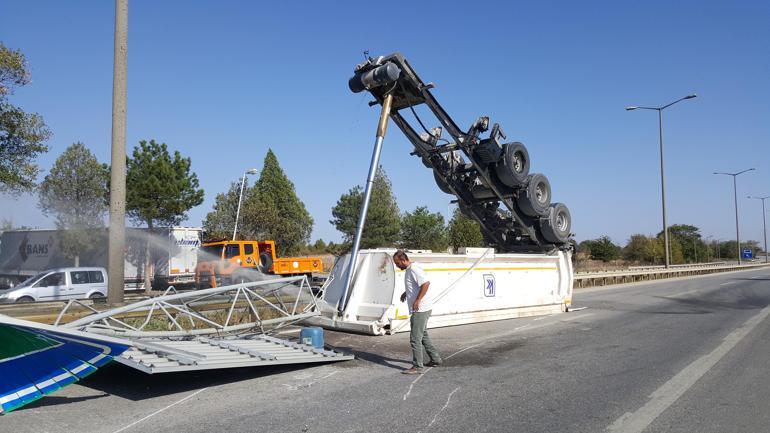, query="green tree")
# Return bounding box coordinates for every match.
[585,236,620,262]
[330,166,400,250]
[203,179,246,241]
[38,143,109,266]
[447,208,484,252]
[669,237,685,264]
[400,206,448,251]
[241,149,313,256]
[718,240,761,260]
[126,139,204,291]
[0,43,51,193]
[310,239,327,252]
[645,236,665,264]
[577,239,594,255]
[659,224,705,263]
[623,234,653,263]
